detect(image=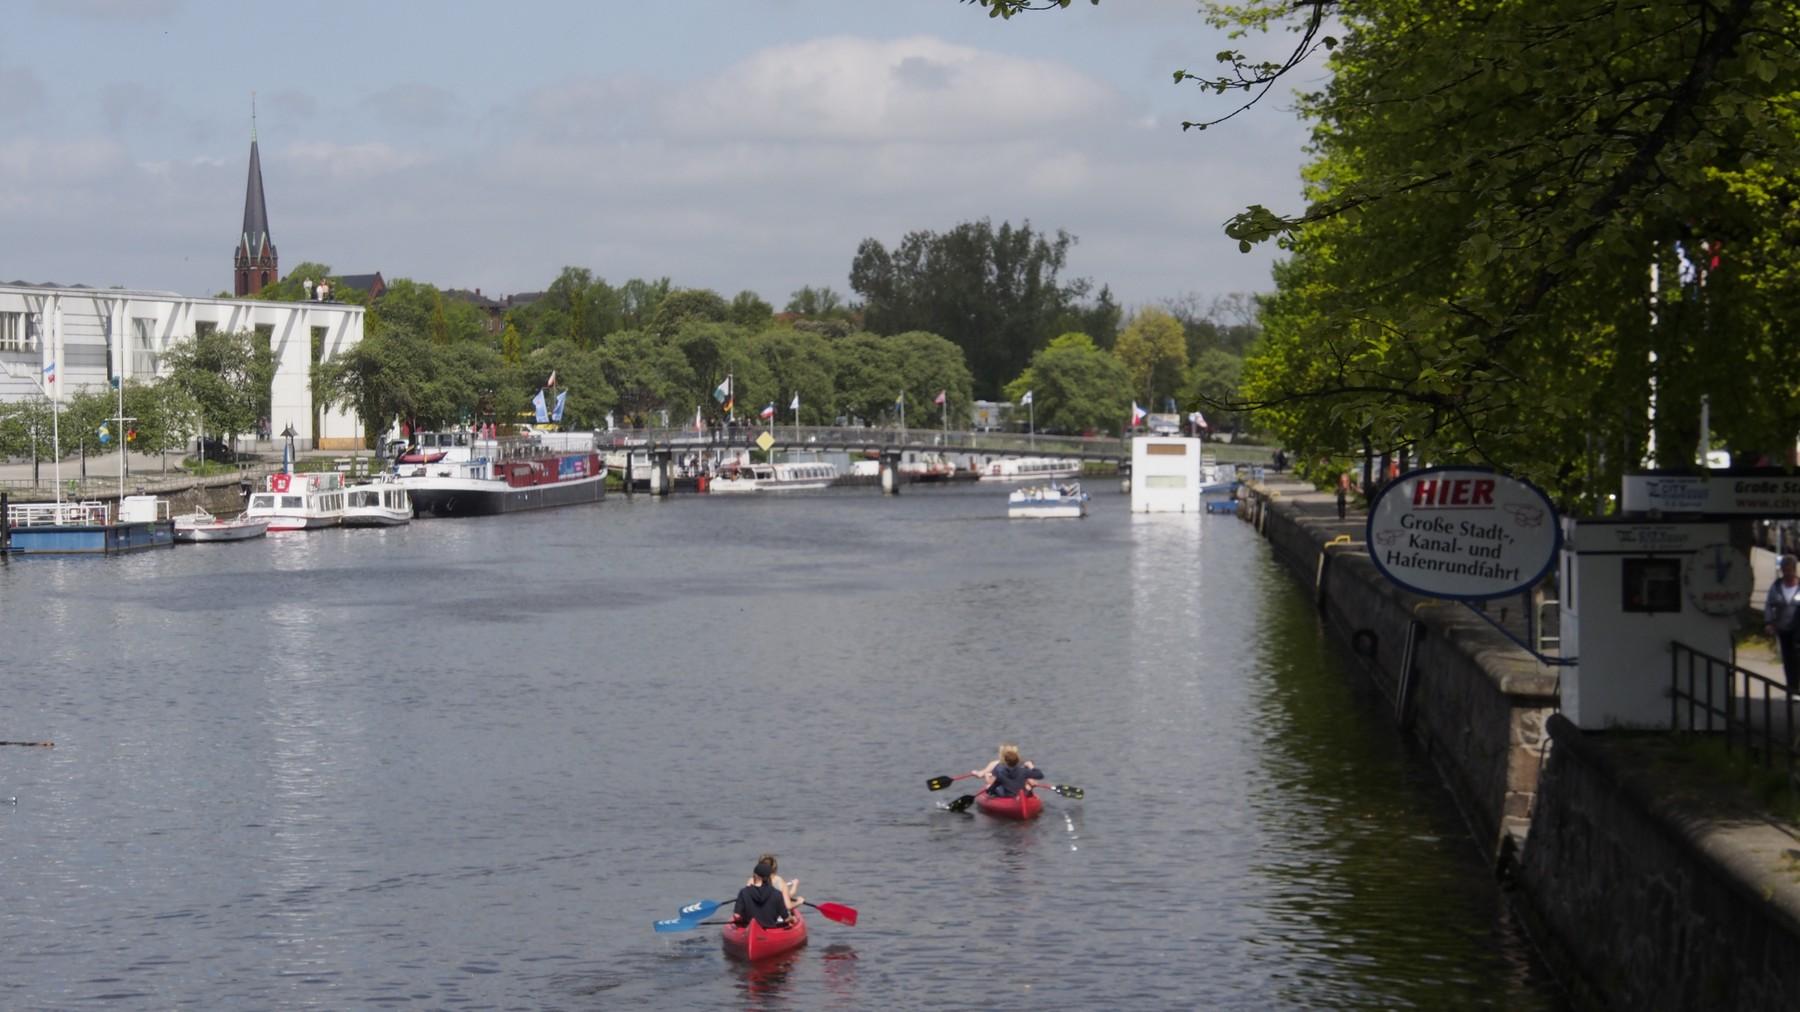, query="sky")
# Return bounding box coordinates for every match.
[0,0,1315,315]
